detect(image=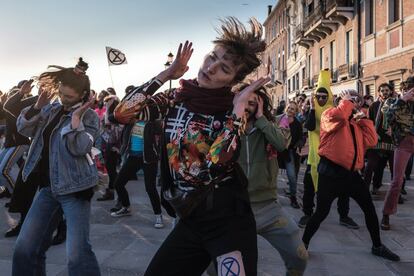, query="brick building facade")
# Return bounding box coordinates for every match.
[258,0,414,105]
